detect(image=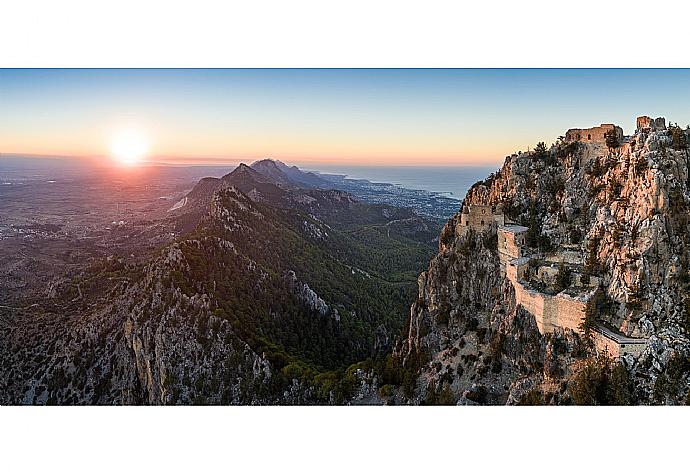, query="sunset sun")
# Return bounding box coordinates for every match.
[109,129,150,165]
